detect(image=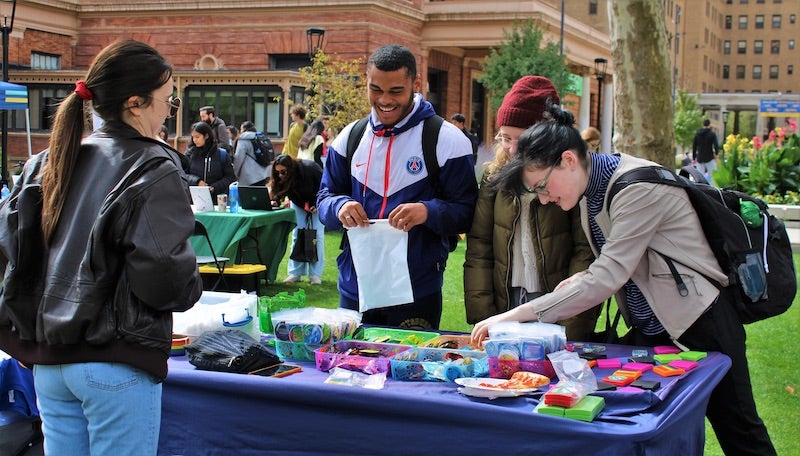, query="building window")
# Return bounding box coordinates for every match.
[756,0,764,3]
[771,40,780,54]
[772,15,781,28]
[790,14,795,24]
[589,0,598,15]
[753,65,762,79]
[789,39,795,50]
[736,65,746,79]
[9,84,71,132]
[725,15,732,29]
[723,65,730,79]
[738,15,748,29]
[788,65,794,76]
[183,85,289,138]
[769,65,779,79]
[755,15,764,28]
[754,40,764,54]
[724,40,731,54]
[738,40,747,54]
[30,52,61,70]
